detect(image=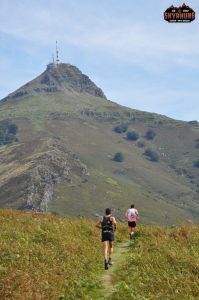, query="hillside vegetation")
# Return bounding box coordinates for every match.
[0,120,18,145]
[0,209,105,300]
[0,63,199,223]
[0,210,198,299]
[110,225,199,300]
